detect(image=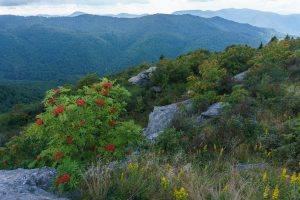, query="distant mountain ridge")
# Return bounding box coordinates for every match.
[0,14,278,83]
[173,8,300,36]
[35,11,146,18]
